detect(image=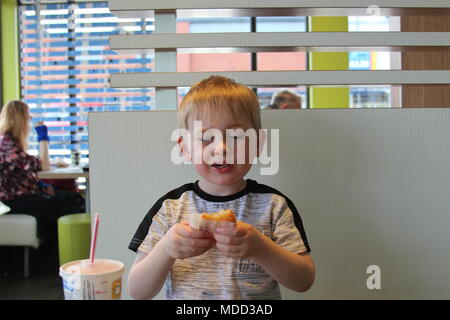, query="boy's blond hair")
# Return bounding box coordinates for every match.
[177,76,261,130]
